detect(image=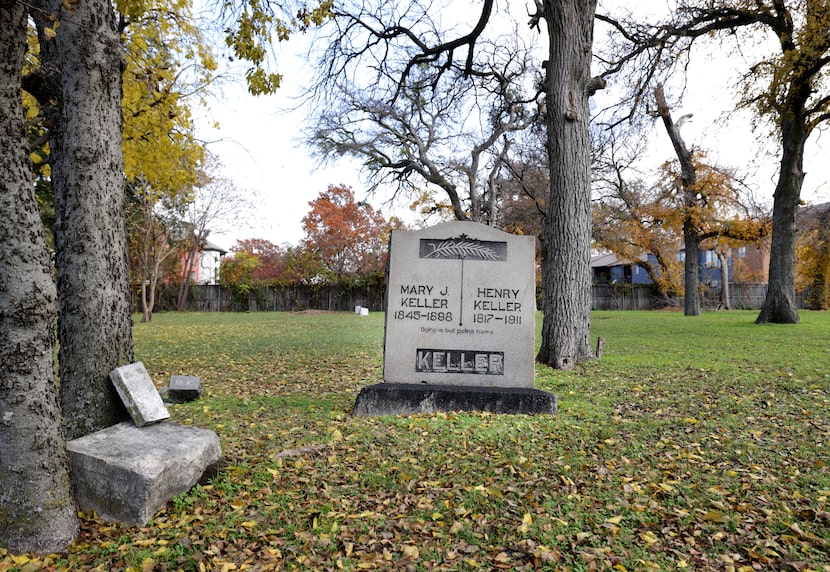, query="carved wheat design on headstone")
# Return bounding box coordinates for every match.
[423,237,500,260]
